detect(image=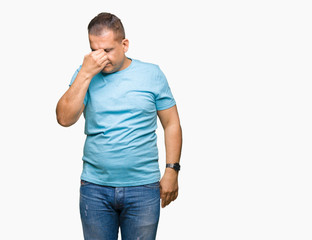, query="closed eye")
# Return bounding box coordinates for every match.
[90,48,113,52]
